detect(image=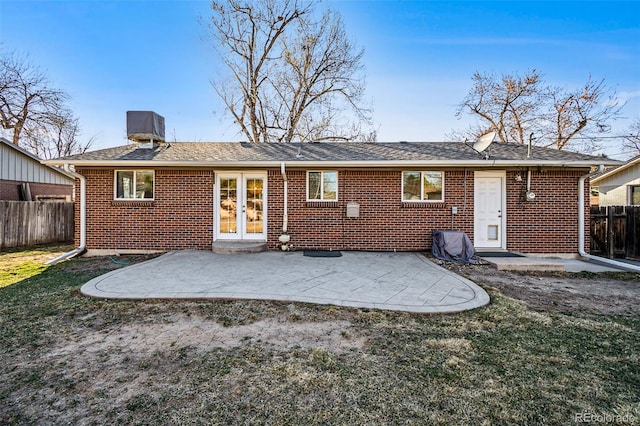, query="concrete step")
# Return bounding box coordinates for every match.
[212,240,268,254]
[480,256,565,272]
